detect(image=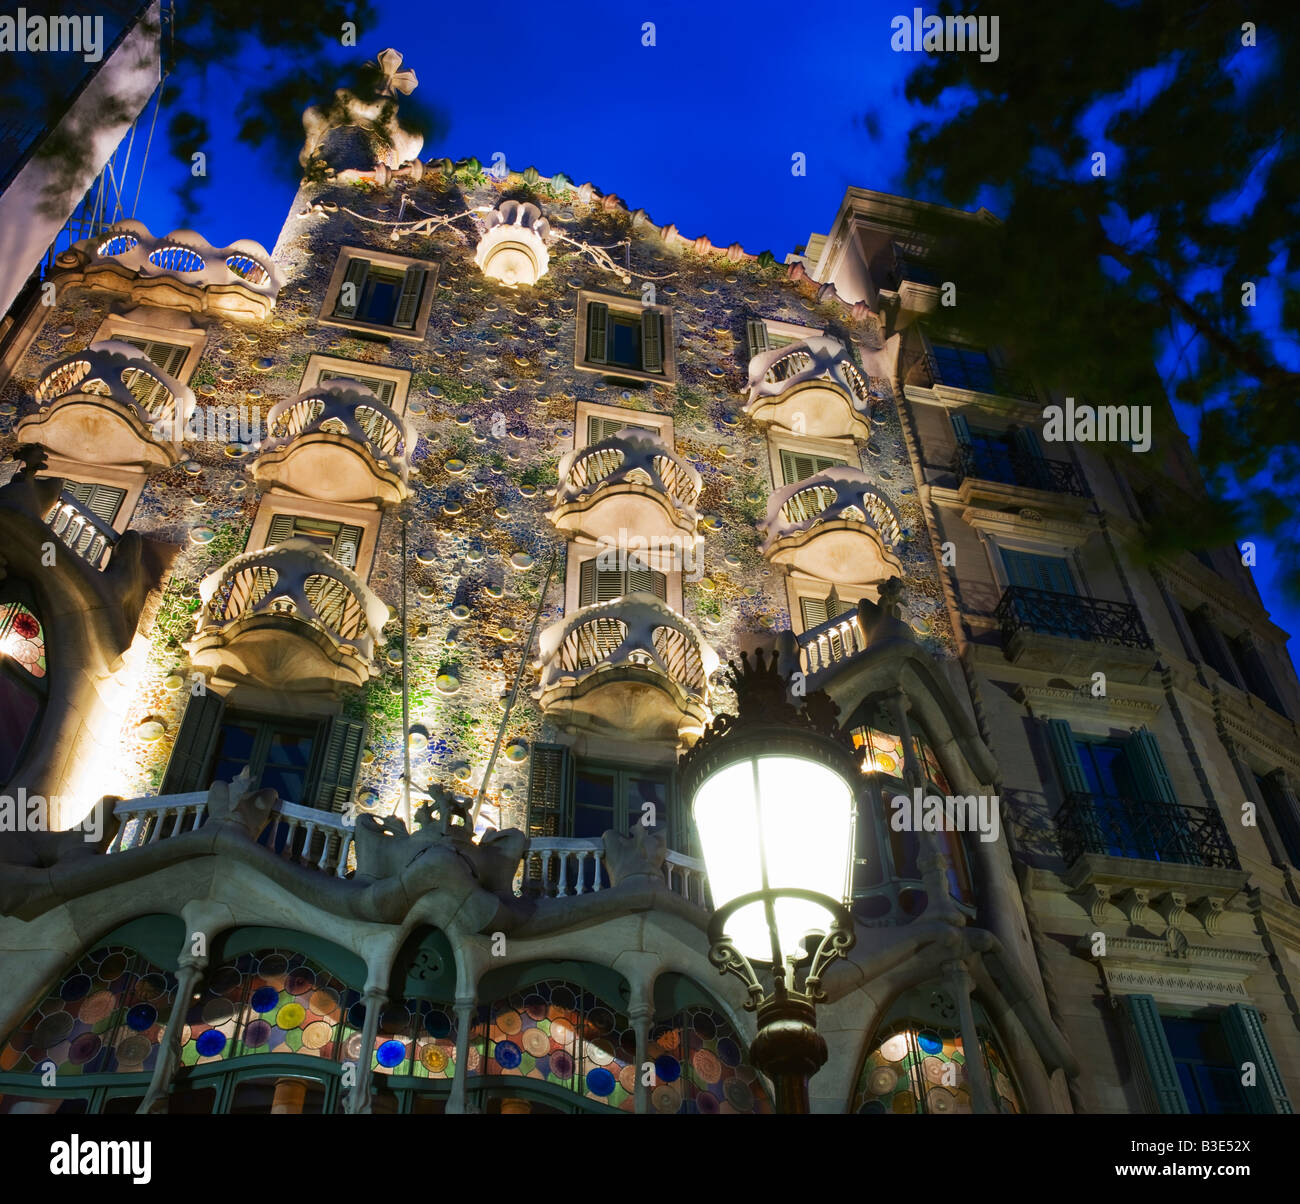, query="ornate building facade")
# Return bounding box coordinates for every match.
[0,52,1294,1116]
